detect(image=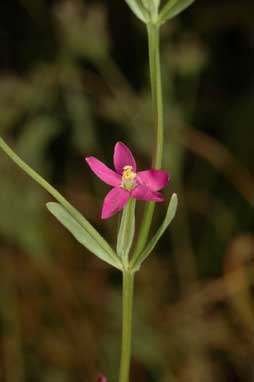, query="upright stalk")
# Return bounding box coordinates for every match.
[118,270,135,382]
[148,22,164,169]
[119,25,164,379]
[133,21,164,258]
